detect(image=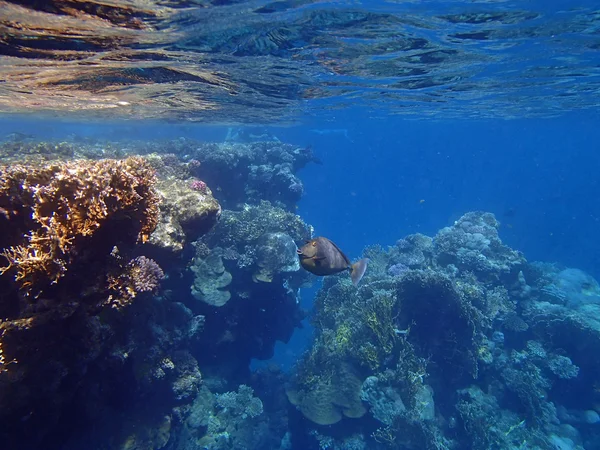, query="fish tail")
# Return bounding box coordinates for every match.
[350,258,369,286]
